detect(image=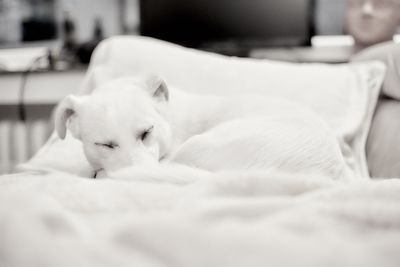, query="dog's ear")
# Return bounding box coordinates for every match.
[54,95,82,140]
[145,75,169,102]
